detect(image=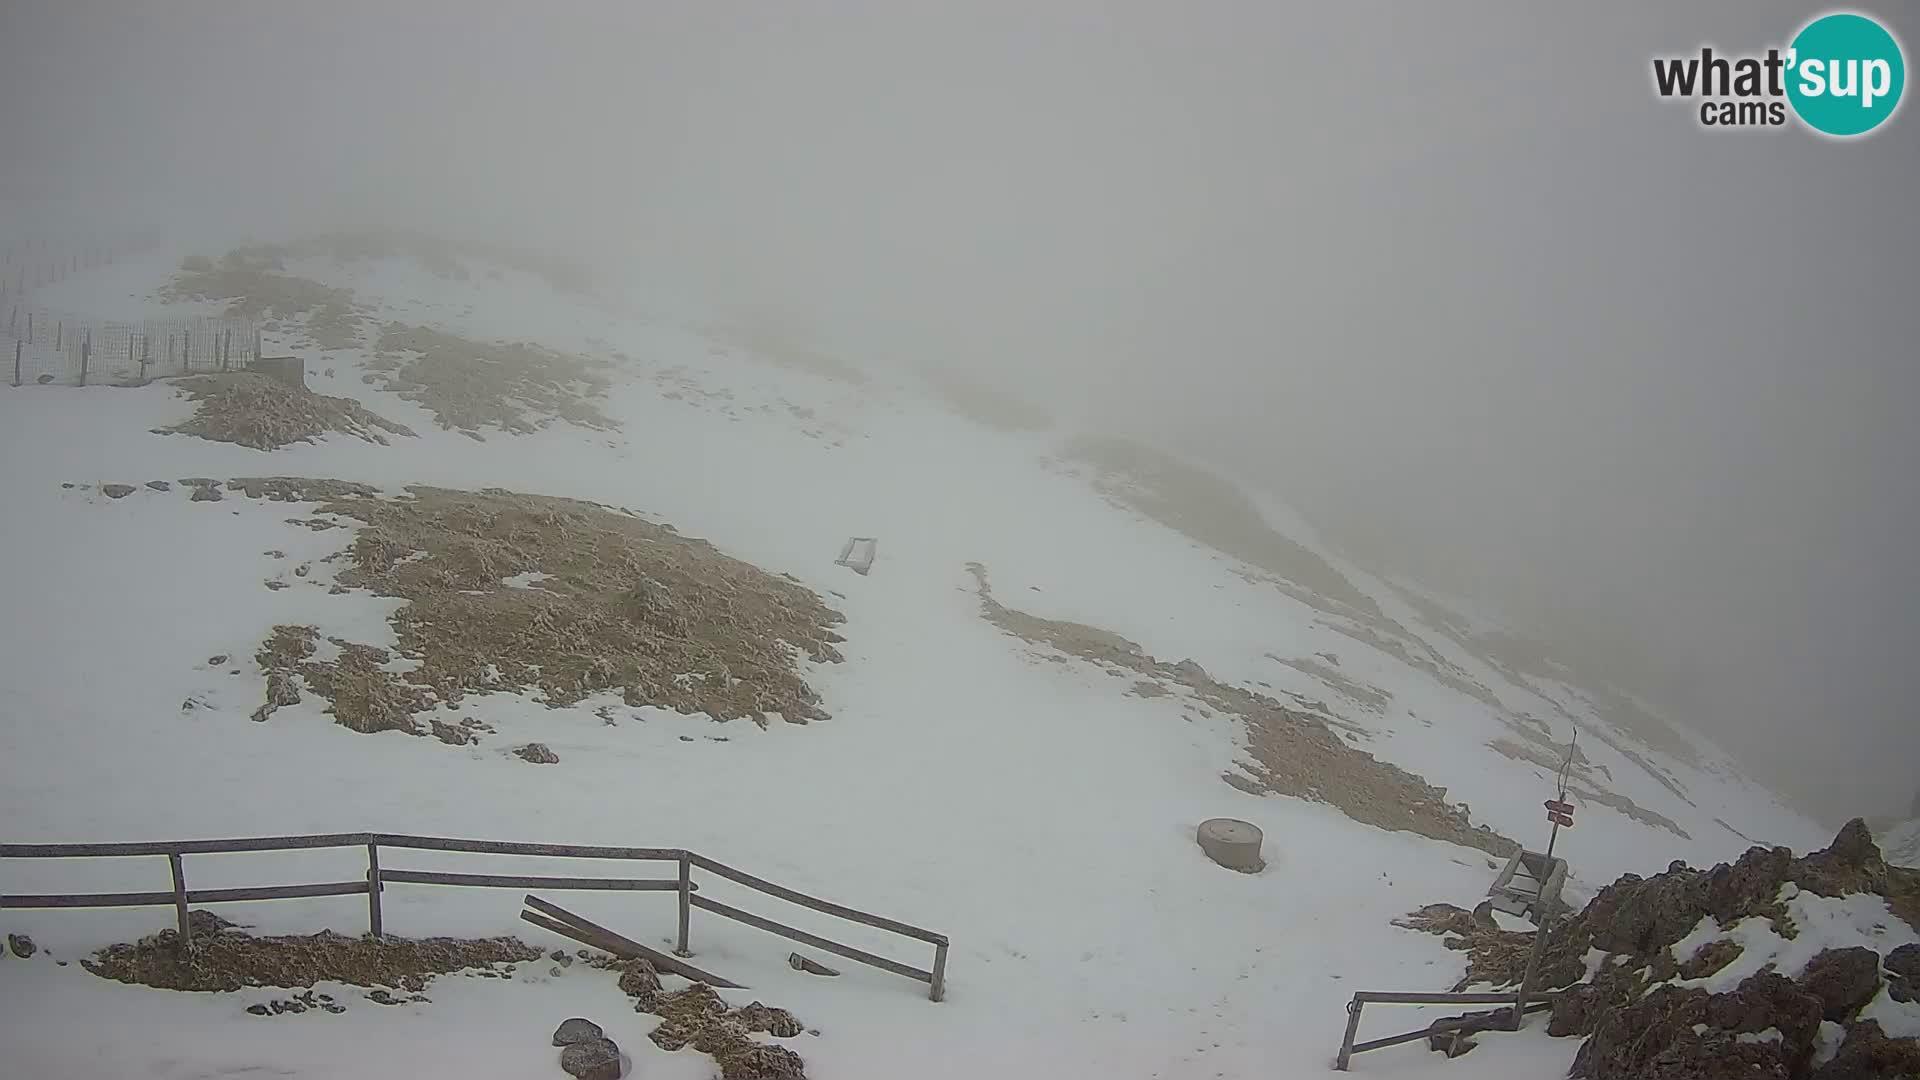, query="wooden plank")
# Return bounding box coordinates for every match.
[689,894,931,984]
[4,882,374,909]
[377,836,681,861]
[930,941,949,1002]
[0,834,679,860]
[0,833,375,858]
[521,894,744,988]
[382,869,687,891]
[2,889,180,909]
[522,909,622,953]
[190,881,370,903]
[687,854,947,945]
